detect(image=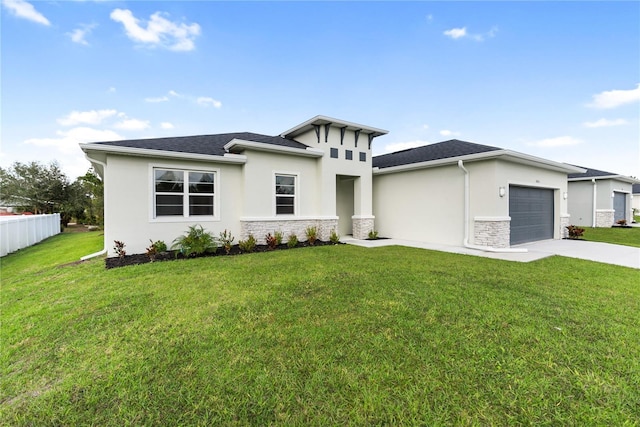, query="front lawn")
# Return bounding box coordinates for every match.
[2,232,639,425]
[582,226,640,248]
